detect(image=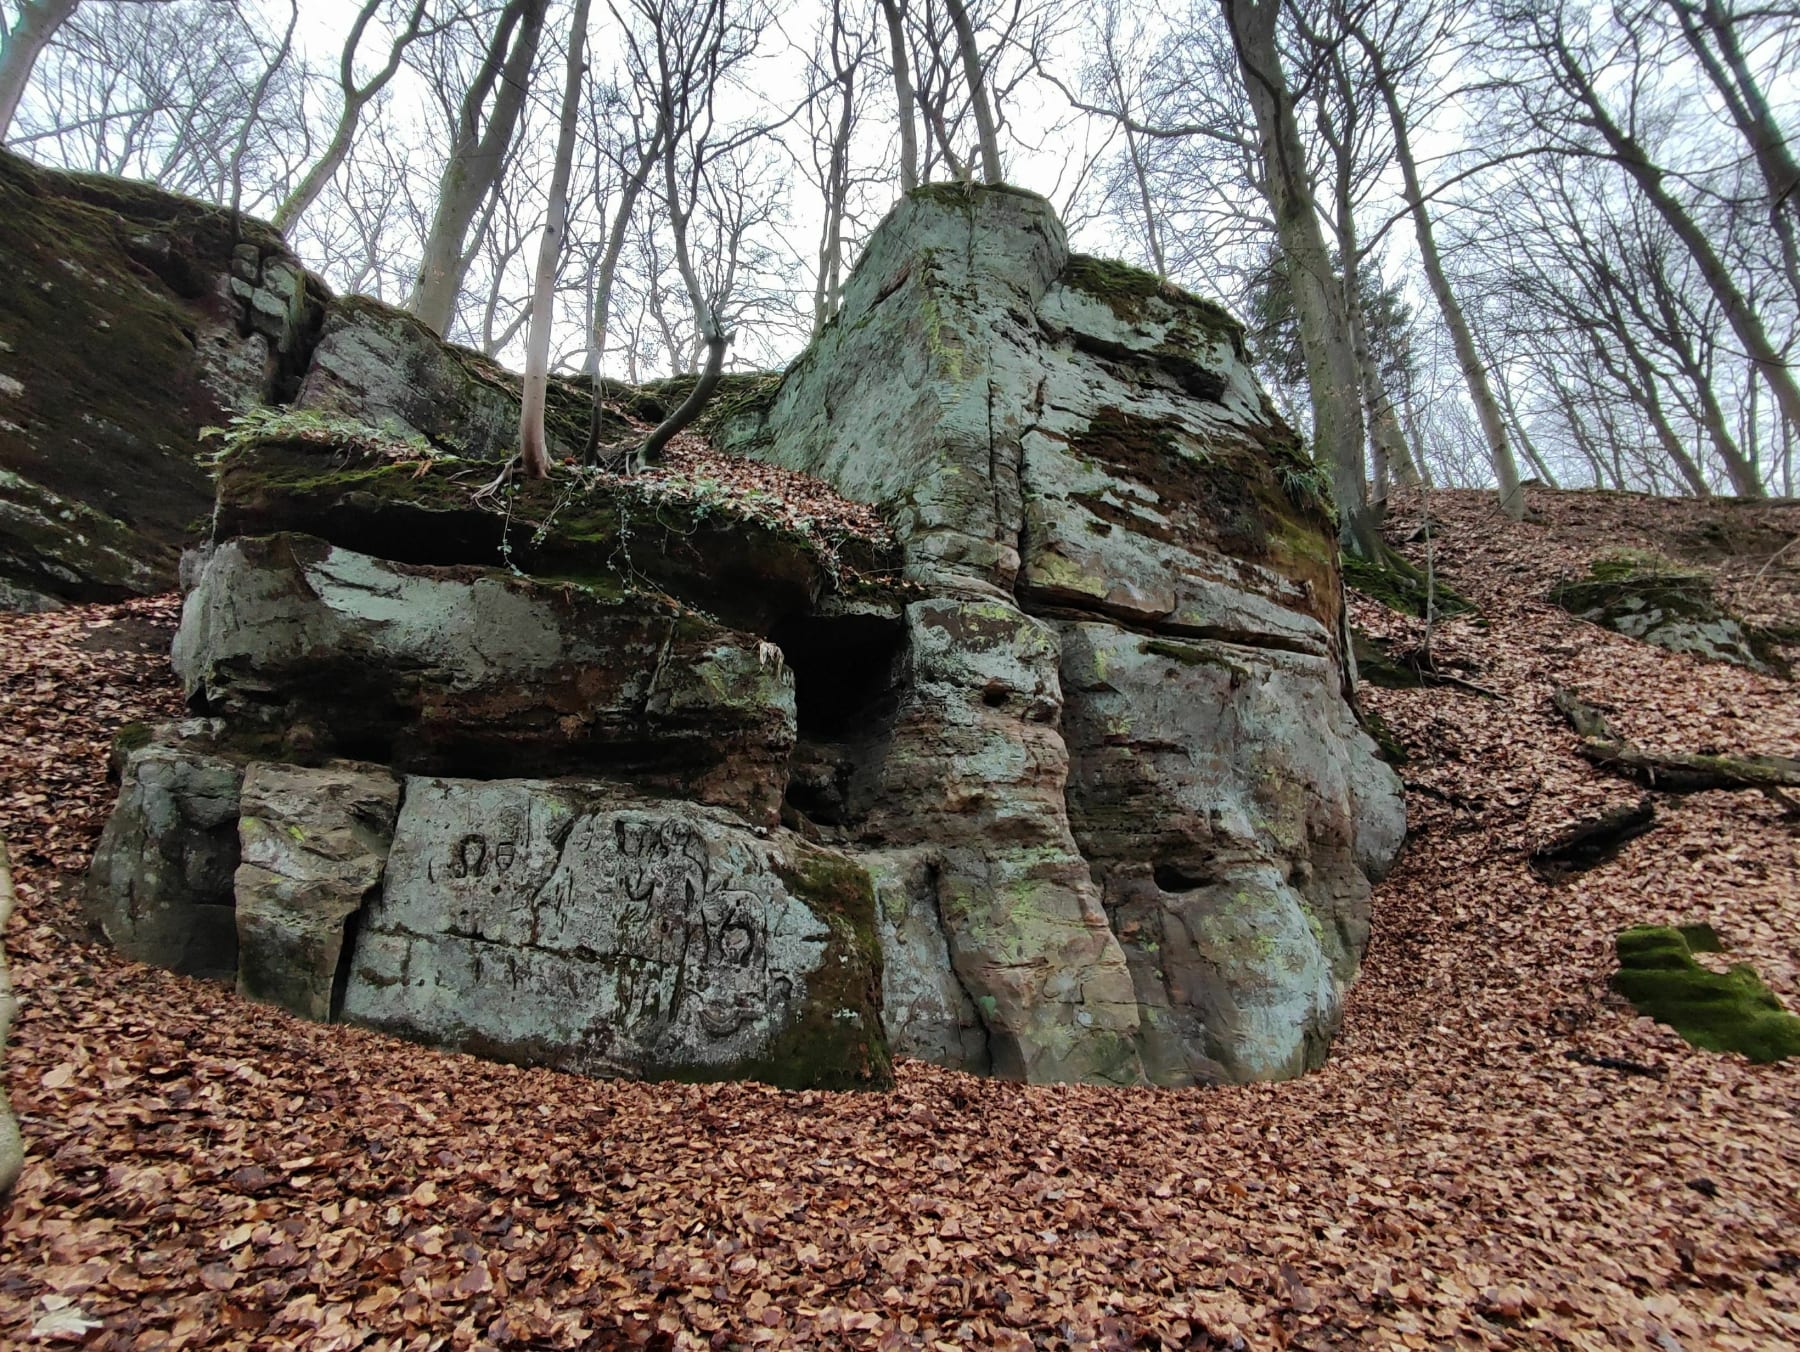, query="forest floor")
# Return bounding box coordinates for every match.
[1,487,1797,1351]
